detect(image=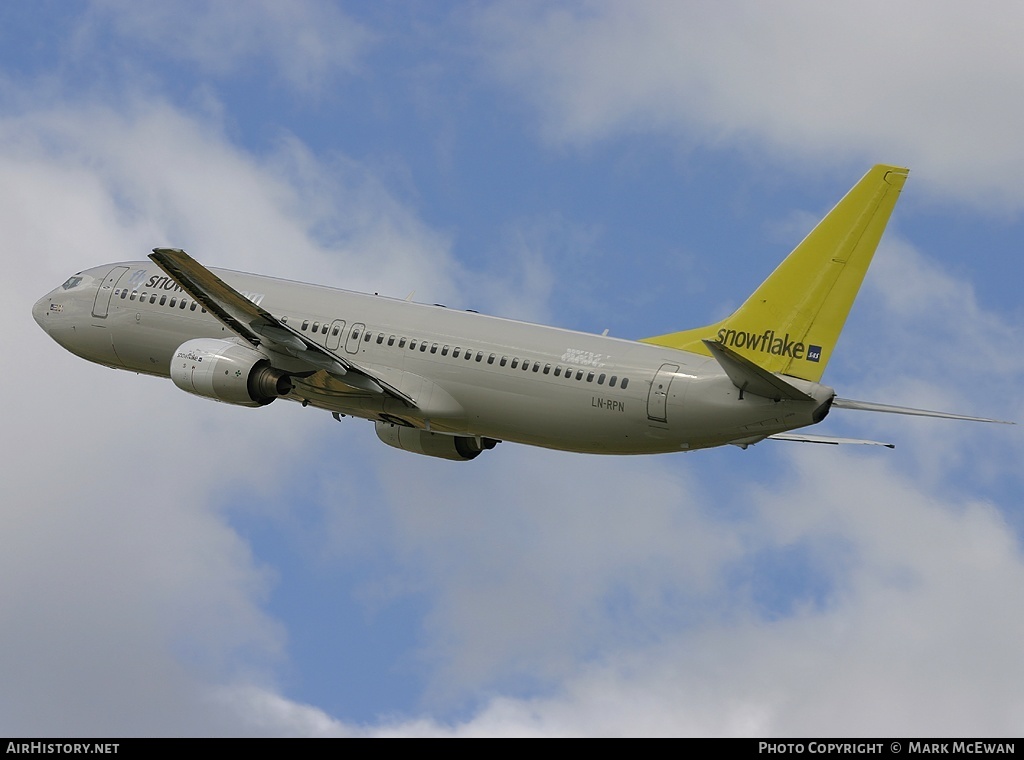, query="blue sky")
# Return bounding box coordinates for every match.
[5,1,1024,736]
